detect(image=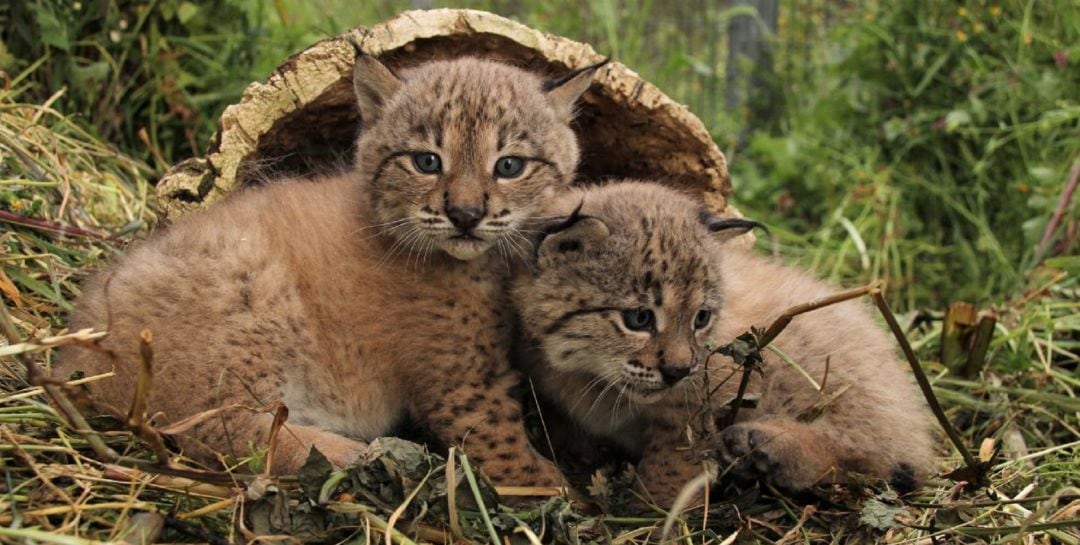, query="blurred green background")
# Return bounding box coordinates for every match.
[1,0,1078,309]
